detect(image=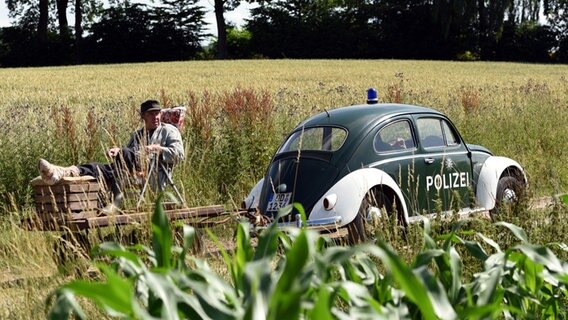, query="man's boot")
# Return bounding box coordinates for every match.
[100,182,123,215]
[110,183,124,208]
[38,158,80,185]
